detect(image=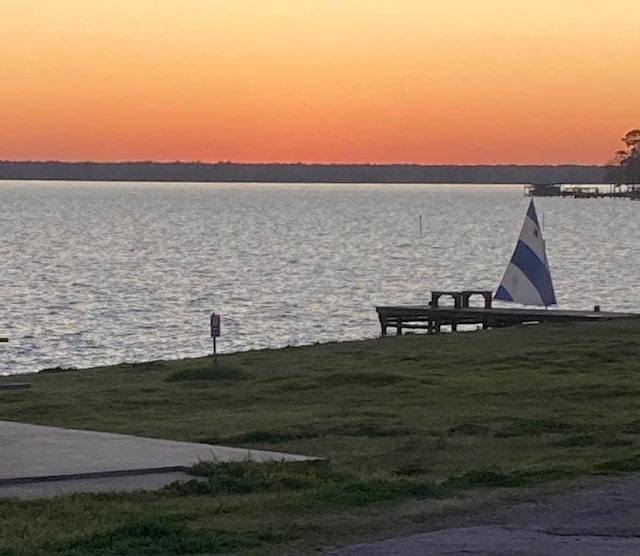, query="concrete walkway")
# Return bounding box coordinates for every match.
[0,472,196,499]
[0,420,313,498]
[327,475,640,555]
